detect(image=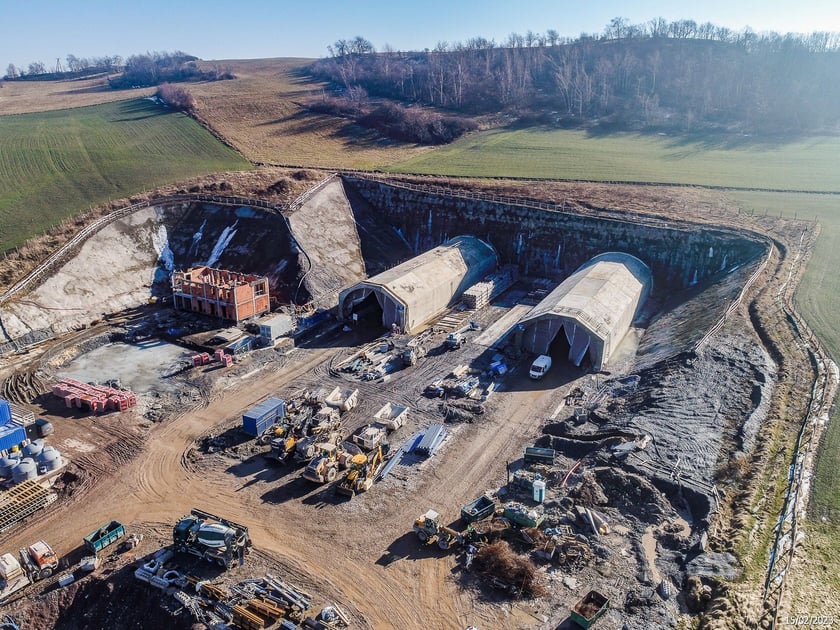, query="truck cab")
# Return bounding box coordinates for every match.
[529,355,552,379]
